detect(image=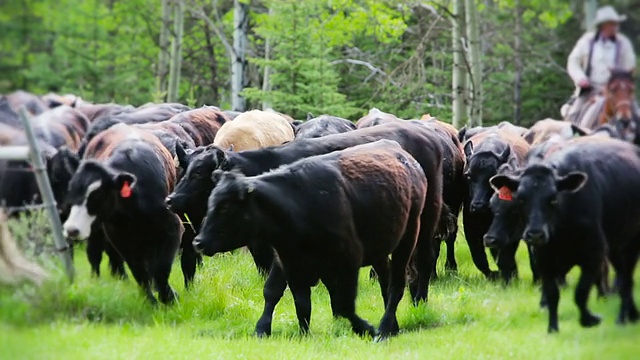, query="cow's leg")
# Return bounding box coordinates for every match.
[288,279,312,334]
[463,212,497,280]
[496,241,519,283]
[574,265,601,327]
[104,240,126,279]
[255,264,287,337]
[152,251,178,305]
[324,269,375,338]
[378,214,419,338]
[410,184,441,305]
[445,224,458,271]
[527,244,540,284]
[542,272,560,333]
[596,258,610,298]
[371,258,390,308]
[125,258,157,304]
[431,239,442,280]
[180,226,199,289]
[616,249,640,324]
[247,240,274,277]
[86,229,105,277]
